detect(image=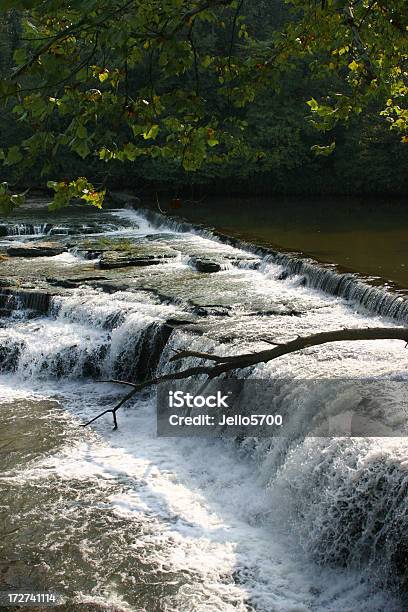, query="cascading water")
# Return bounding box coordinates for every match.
[136,207,408,324]
[0,222,52,236]
[0,204,407,611]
